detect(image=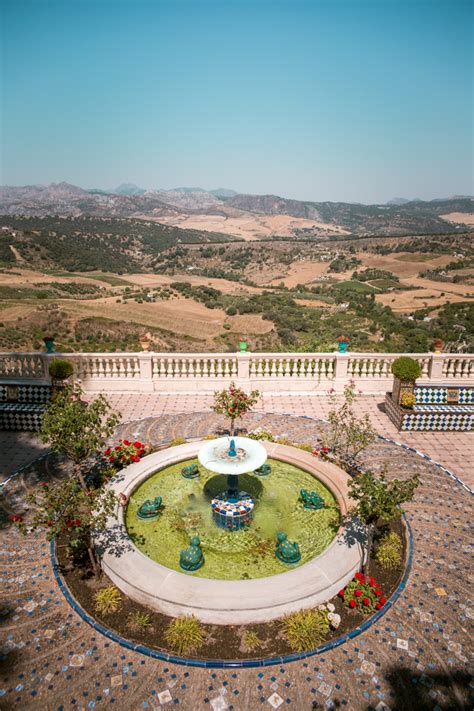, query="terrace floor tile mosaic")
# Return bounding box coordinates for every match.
[0,400,472,710]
